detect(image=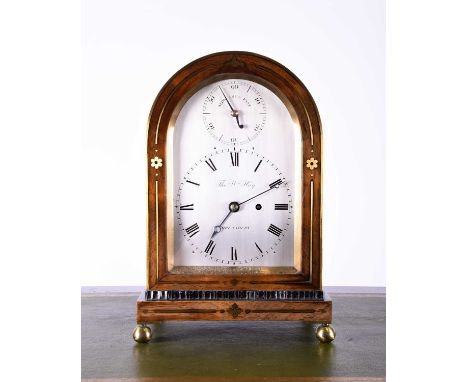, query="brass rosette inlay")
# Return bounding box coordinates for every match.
[150,156,163,169]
